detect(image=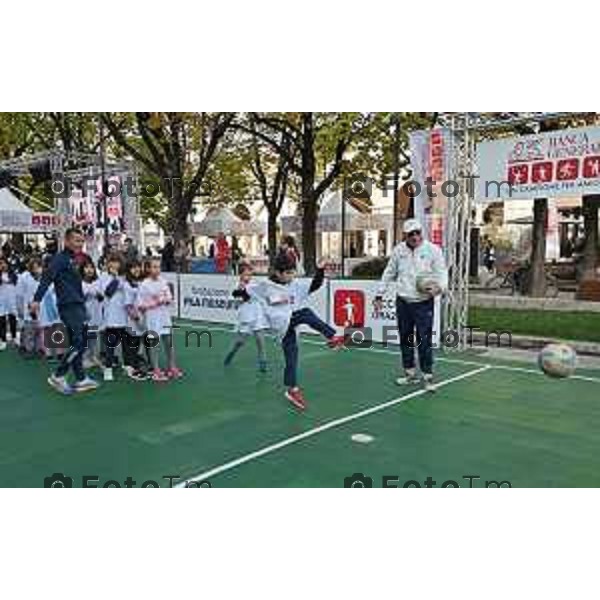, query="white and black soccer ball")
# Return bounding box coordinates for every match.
[538,344,577,379]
